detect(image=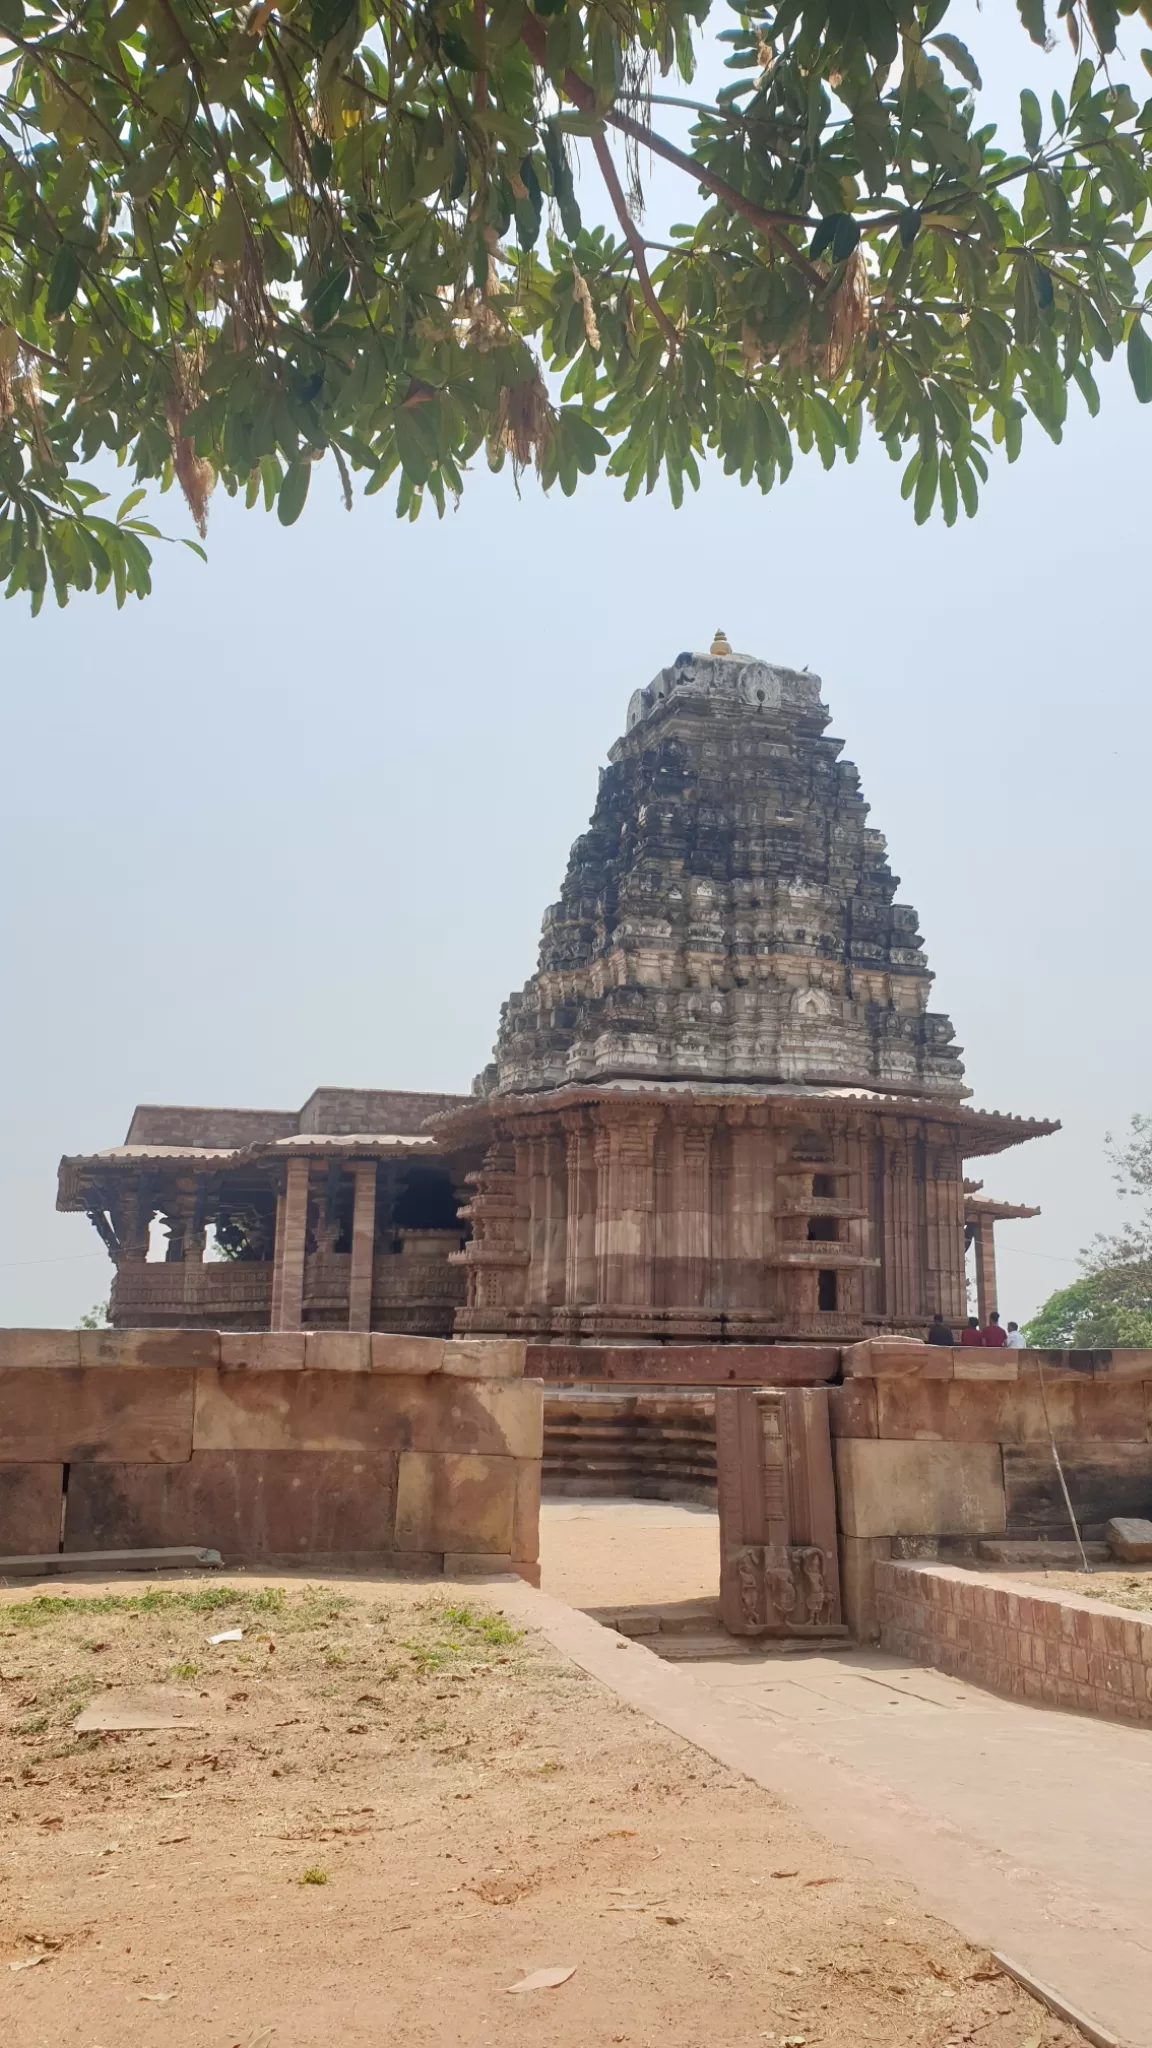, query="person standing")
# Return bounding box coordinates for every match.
[982,1310,1008,1347]
[959,1317,983,1347]
[926,1312,955,1345]
[1005,1321,1026,1348]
